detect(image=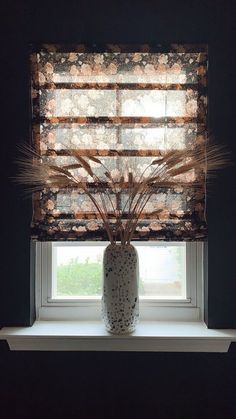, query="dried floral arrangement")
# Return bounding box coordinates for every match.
[16,141,229,245]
